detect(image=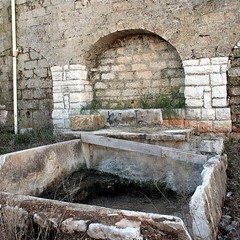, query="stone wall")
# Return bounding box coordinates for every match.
[0,0,240,131]
[92,34,184,108]
[228,41,240,132]
[0,0,12,118]
[17,47,53,128]
[0,1,53,129]
[14,0,240,64]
